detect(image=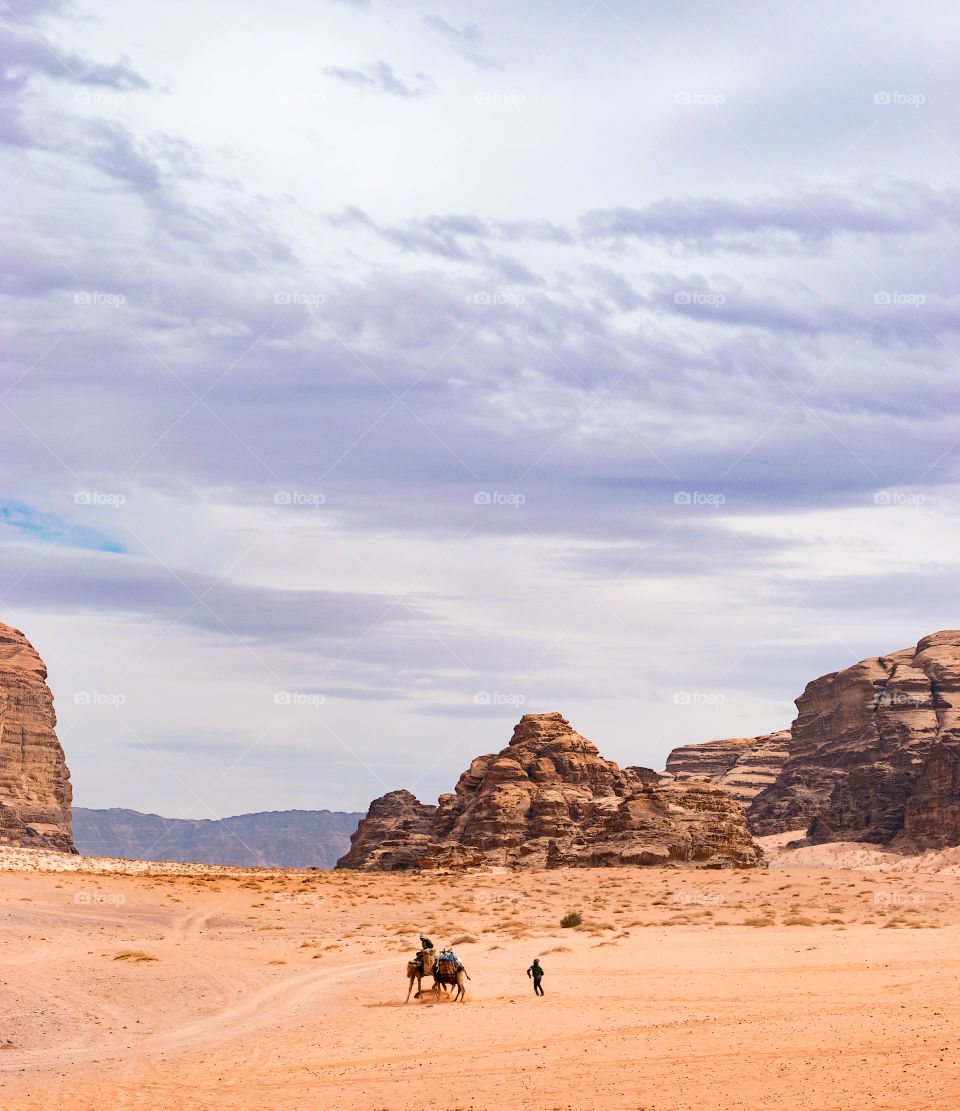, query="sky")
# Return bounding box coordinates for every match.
[1,0,959,820]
